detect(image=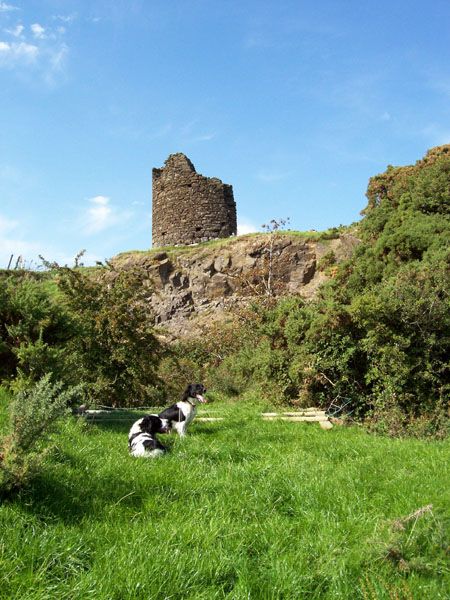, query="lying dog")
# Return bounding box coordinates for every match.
[128,415,170,458]
[158,383,207,437]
